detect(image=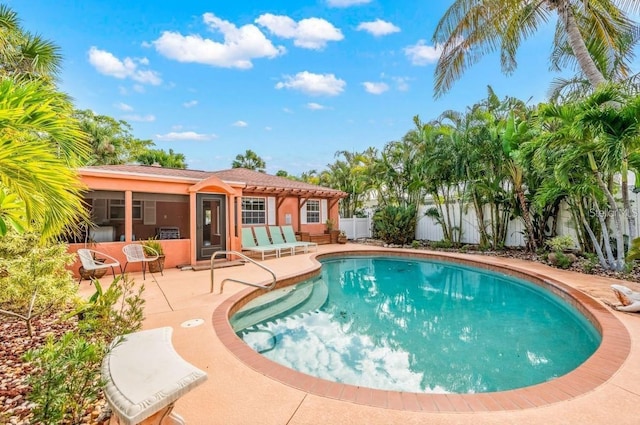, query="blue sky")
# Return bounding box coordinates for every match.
[11,0,628,175]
